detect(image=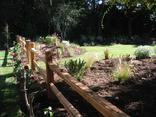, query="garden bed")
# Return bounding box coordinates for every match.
[82,57,156,117]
